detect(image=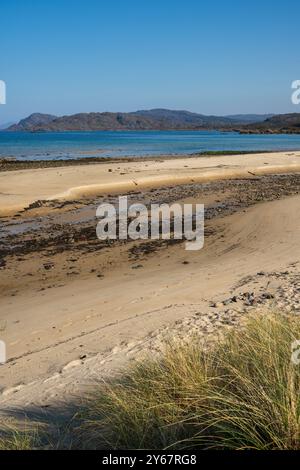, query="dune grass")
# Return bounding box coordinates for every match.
[81,311,300,449]
[0,424,38,450]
